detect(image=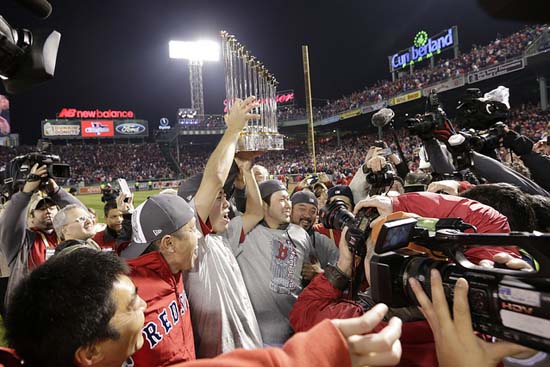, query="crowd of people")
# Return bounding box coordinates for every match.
[0,95,548,367]
[0,143,176,185]
[1,104,549,186]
